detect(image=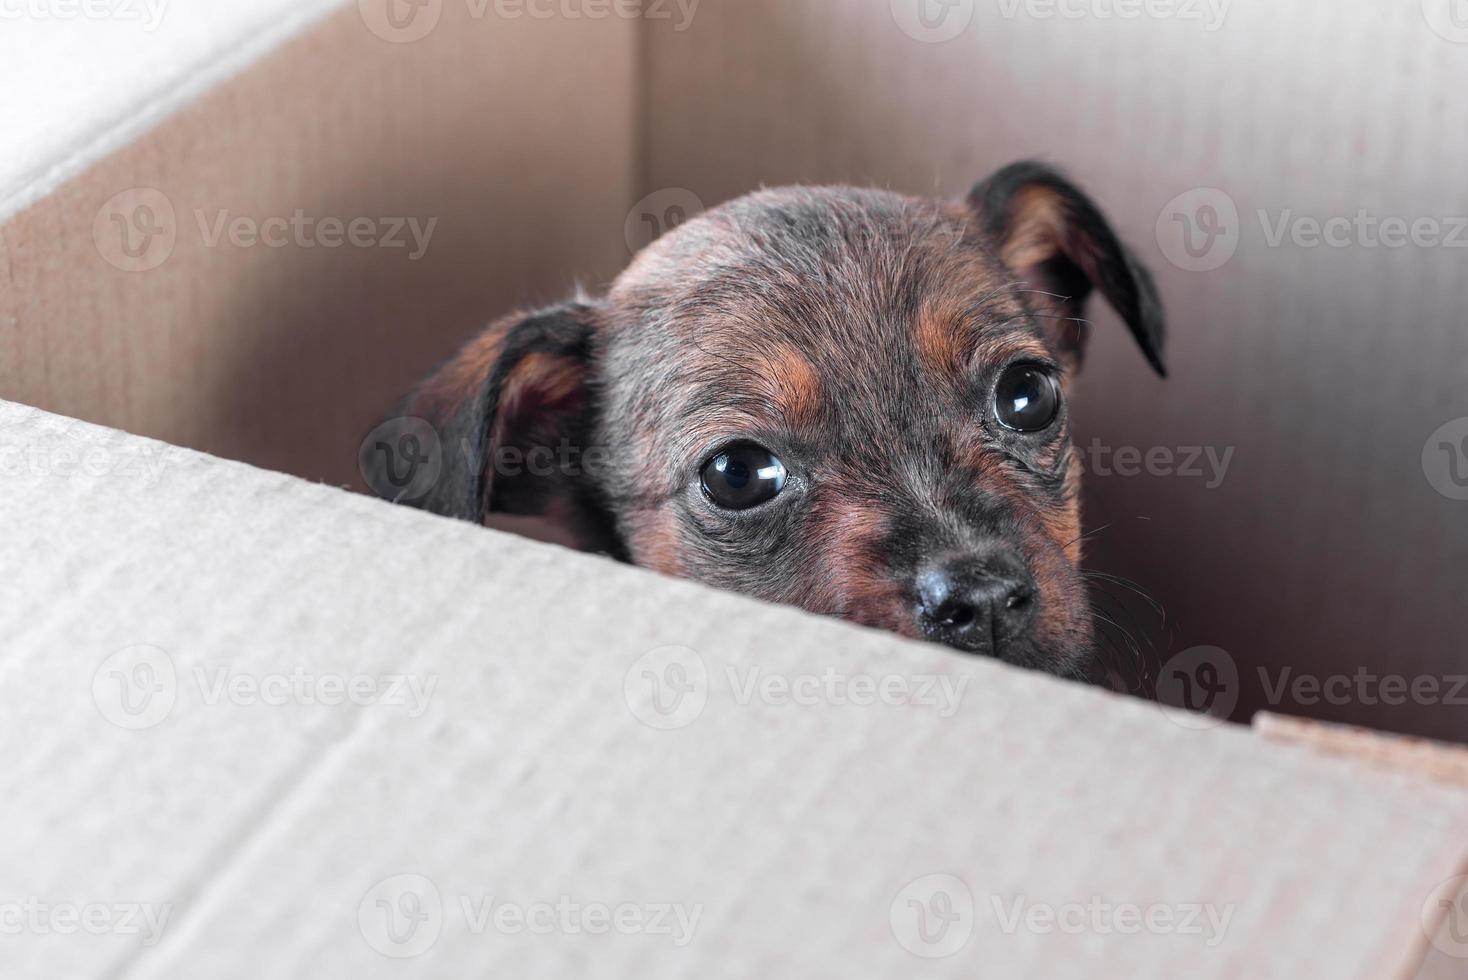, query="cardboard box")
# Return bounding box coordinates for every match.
[2,3,1466,977]
[6,0,1467,744]
[4,399,1468,978]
